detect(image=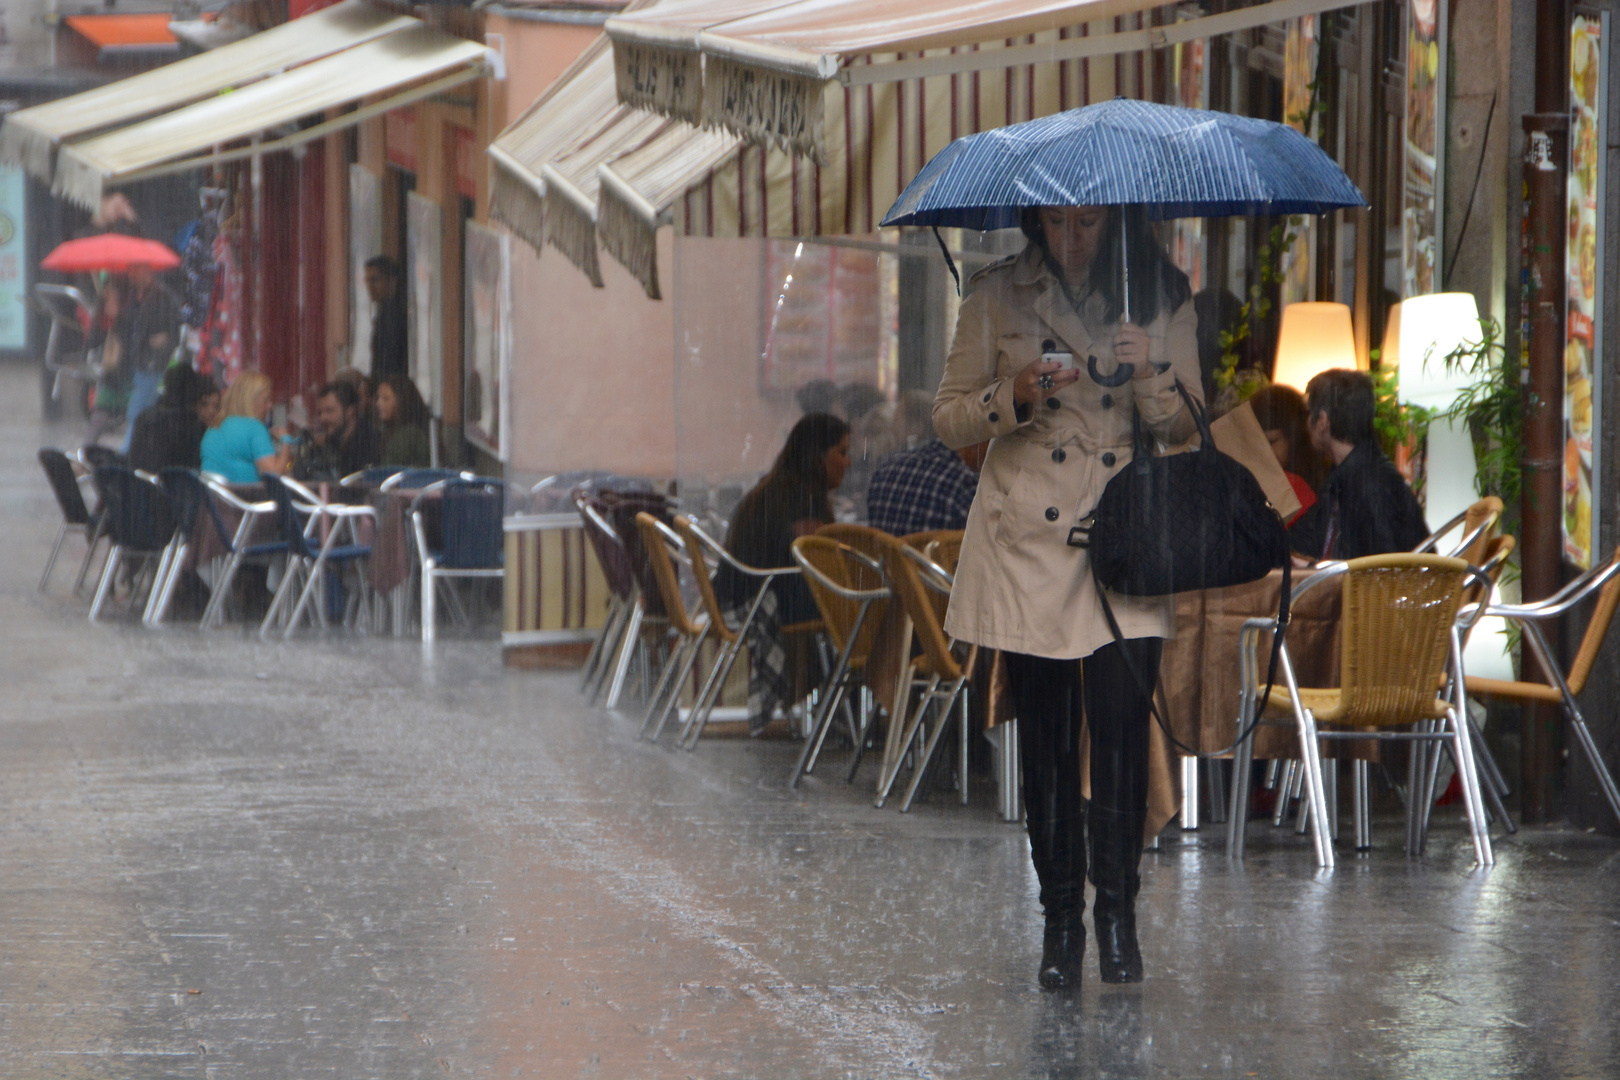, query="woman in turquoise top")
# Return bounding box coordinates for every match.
[201,371,292,484]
